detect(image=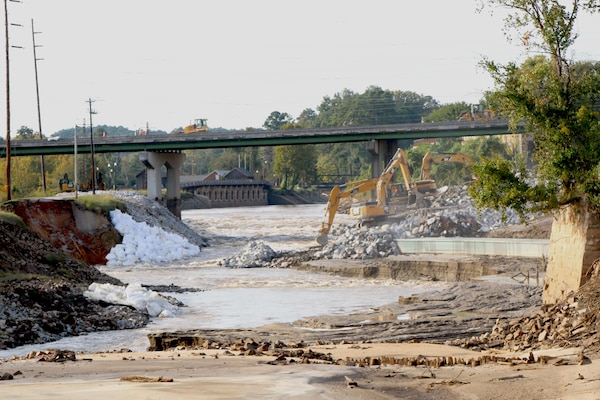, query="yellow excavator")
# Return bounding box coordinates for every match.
[420,152,474,181]
[182,118,209,134]
[315,178,379,246]
[317,148,436,245]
